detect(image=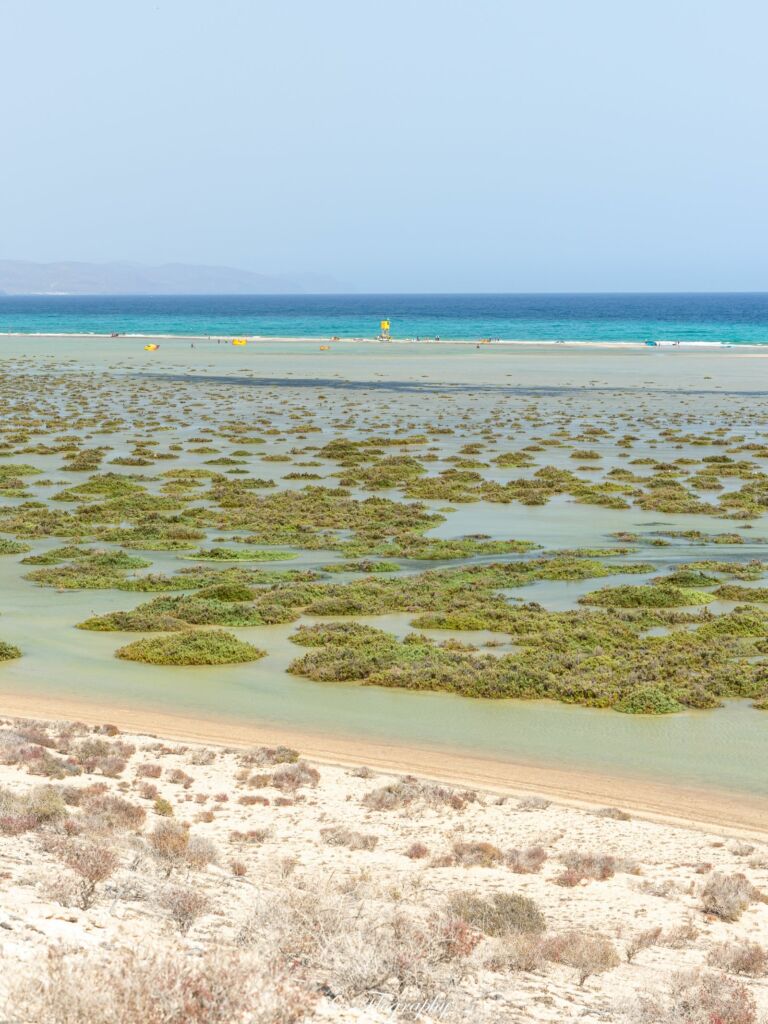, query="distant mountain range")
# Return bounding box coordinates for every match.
[0,261,347,295]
